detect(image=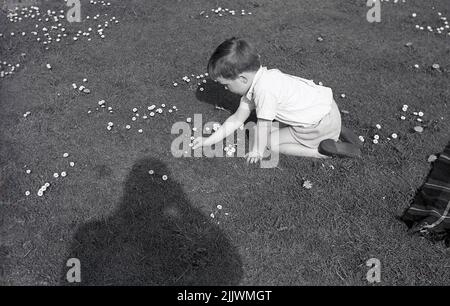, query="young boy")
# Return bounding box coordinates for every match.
[193,37,362,163]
